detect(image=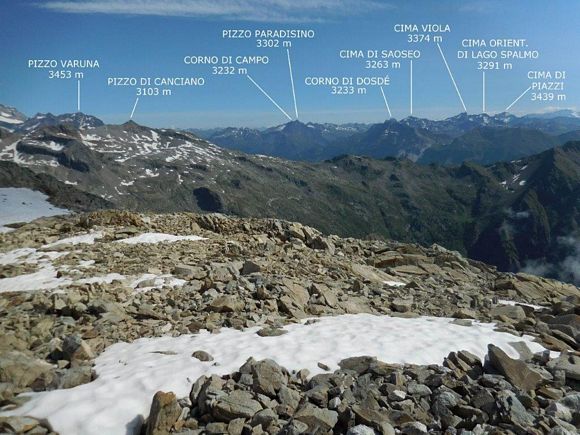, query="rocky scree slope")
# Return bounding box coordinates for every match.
[143,348,580,435]
[0,210,578,434]
[1,116,579,283]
